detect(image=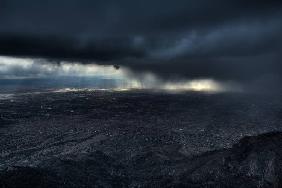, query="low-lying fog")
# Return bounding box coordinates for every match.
[0,56,241,94]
